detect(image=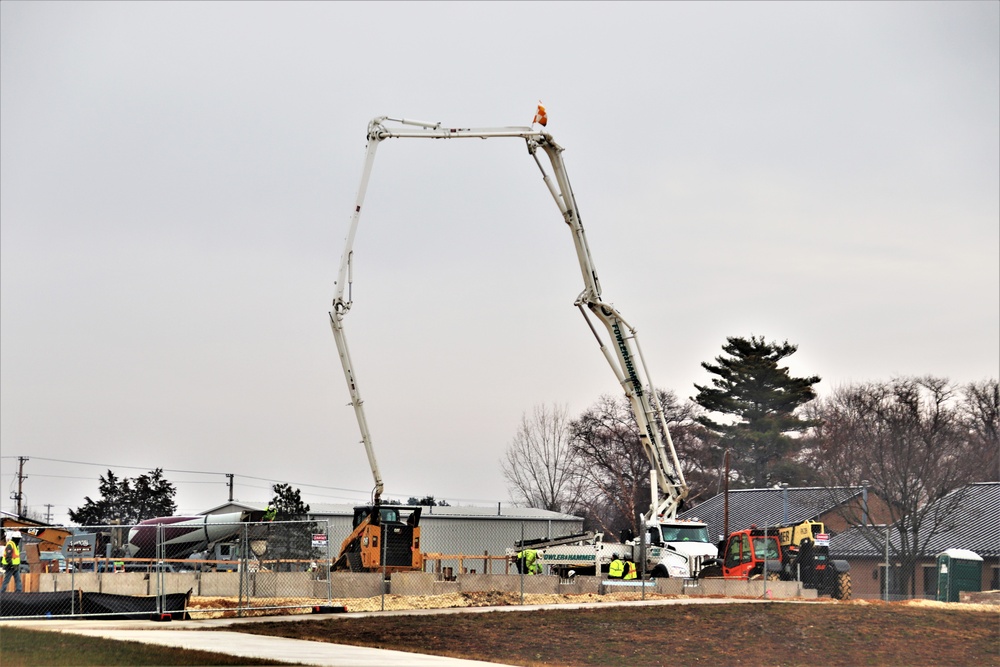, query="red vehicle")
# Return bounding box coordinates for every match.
[718,527,783,580]
[700,522,851,599]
